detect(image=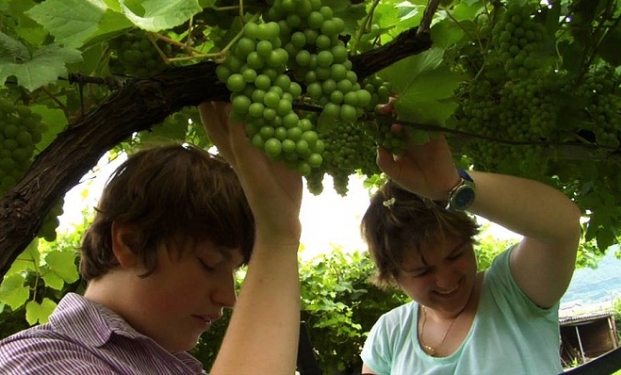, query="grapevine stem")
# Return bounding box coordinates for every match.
[40,87,68,112]
[186,16,196,48]
[149,33,204,60]
[418,0,441,35]
[351,0,381,55]
[444,10,485,54]
[218,13,261,59]
[213,6,240,11]
[290,101,618,150]
[372,114,619,150]
[578,2,621,82]
[32,275,39,303]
